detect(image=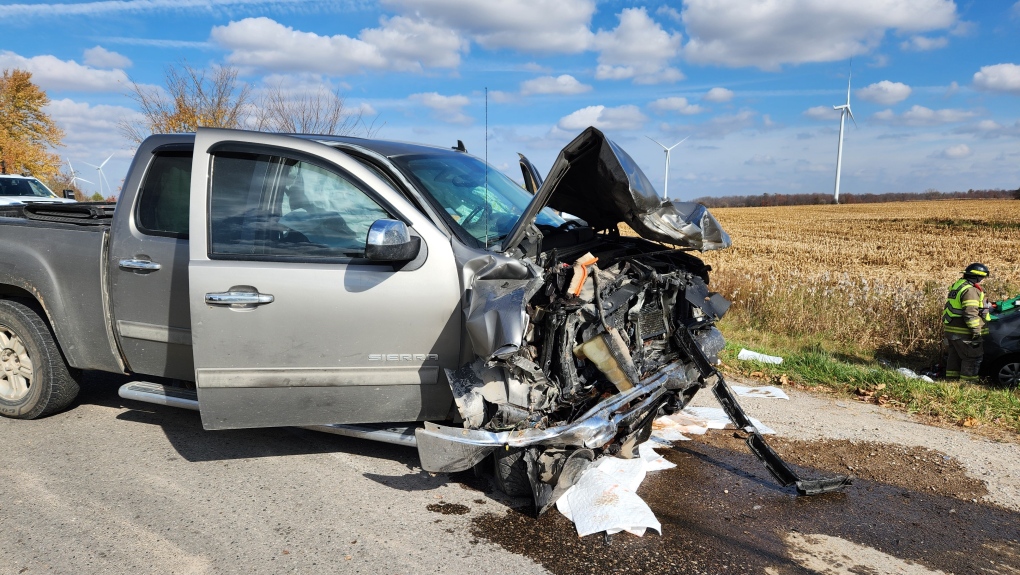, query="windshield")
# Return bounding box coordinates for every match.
[0,178,57,198]
[391,153,564,246]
